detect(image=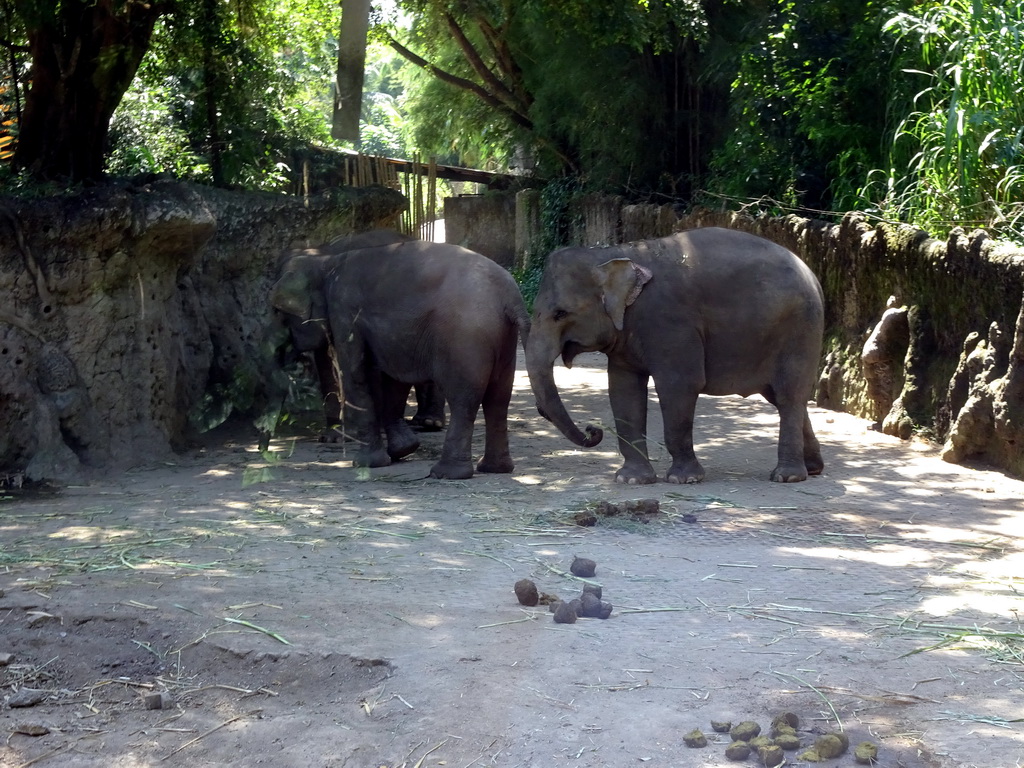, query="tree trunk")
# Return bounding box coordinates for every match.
[12,0,165,182]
